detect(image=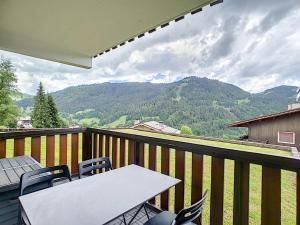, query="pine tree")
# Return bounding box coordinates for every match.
[47,94,60,128]
[0,57,19,127]
[31,82,50,128]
